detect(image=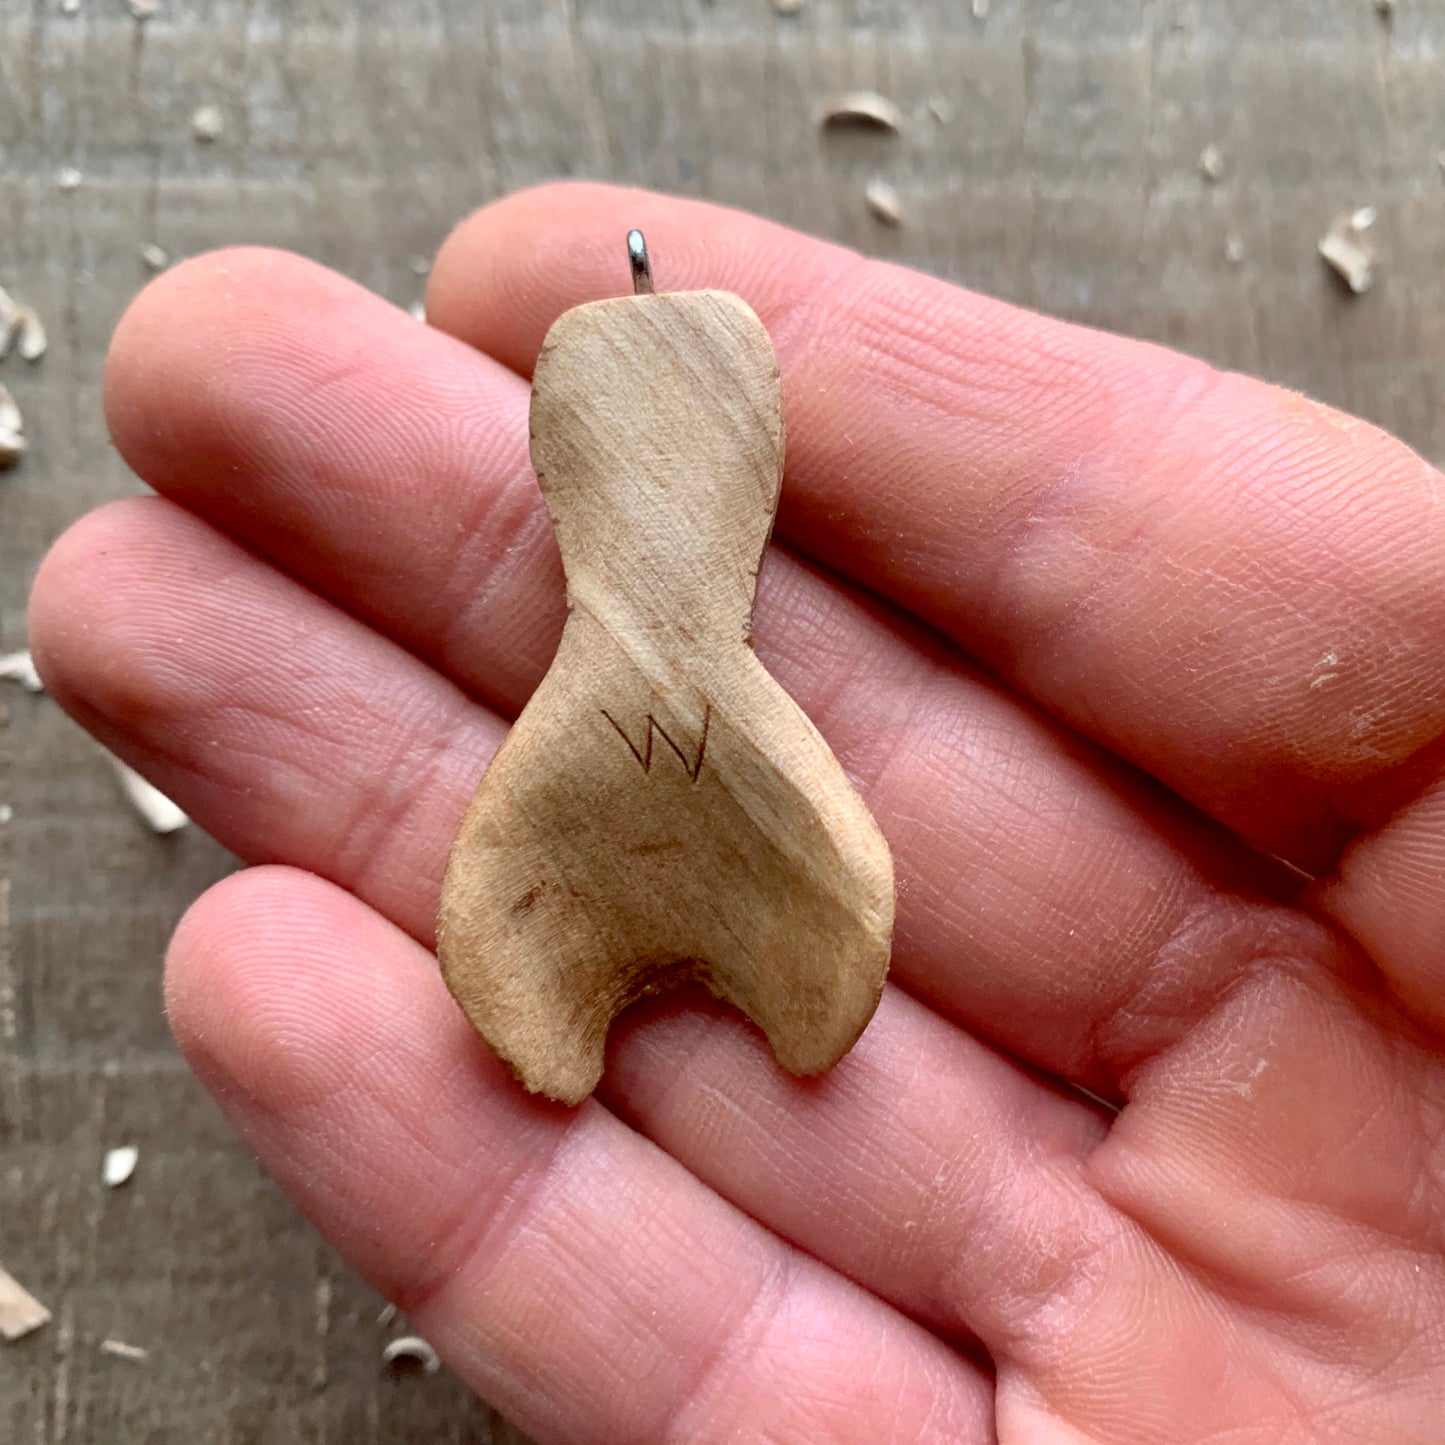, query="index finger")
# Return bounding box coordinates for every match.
[427,182,1445,872]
